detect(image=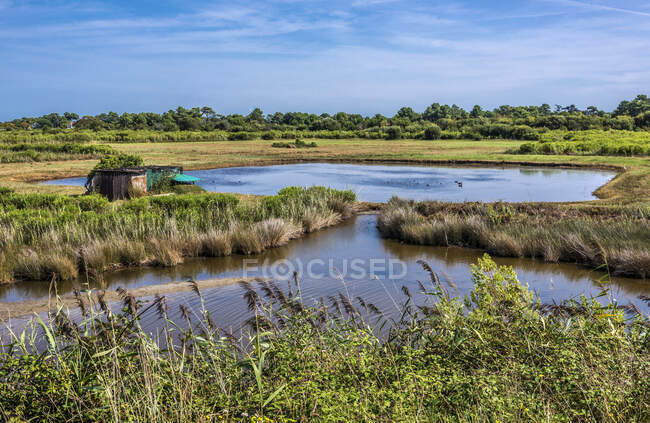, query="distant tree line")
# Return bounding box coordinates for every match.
[2,95,649,139]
